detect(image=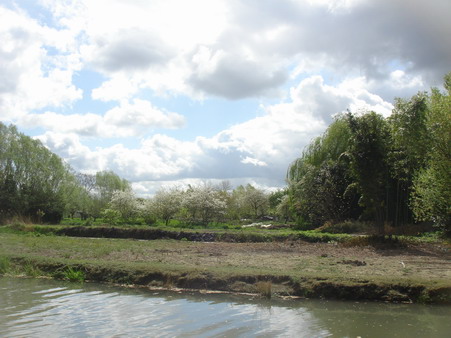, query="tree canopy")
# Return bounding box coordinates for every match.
[287,72,451,233]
